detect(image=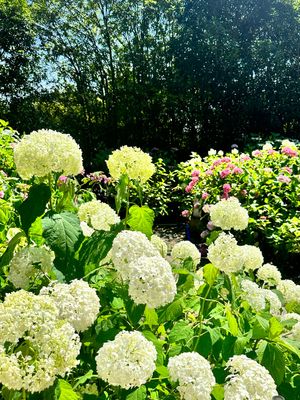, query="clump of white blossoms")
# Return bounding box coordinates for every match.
[106,145,156,183]
[224,355,278,400]
[171,241,201,269]
[151,234,168,257]
[207,233,244,274]
[78,200,120,231]
[96,331,157,389]
[168,352,216,400]
[40,279,100,332]
[257,263,282,286]
[240,280,282,315]
[241,245,264,271]
[277,279,300,304]
[128,256,177,308]
[111,230,159,281]
[14,129,83,179]
[0,290,80,393]
[209,197,249,231]
[8,246,54,289]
